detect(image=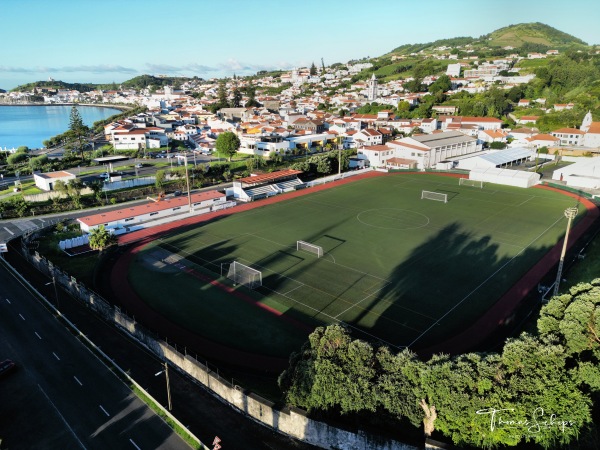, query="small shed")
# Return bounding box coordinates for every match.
[33,171,76,191]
